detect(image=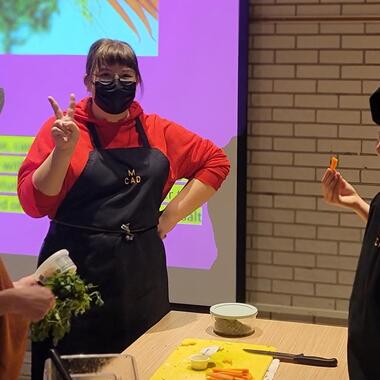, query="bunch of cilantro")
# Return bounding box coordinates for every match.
[31,270,104,346]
